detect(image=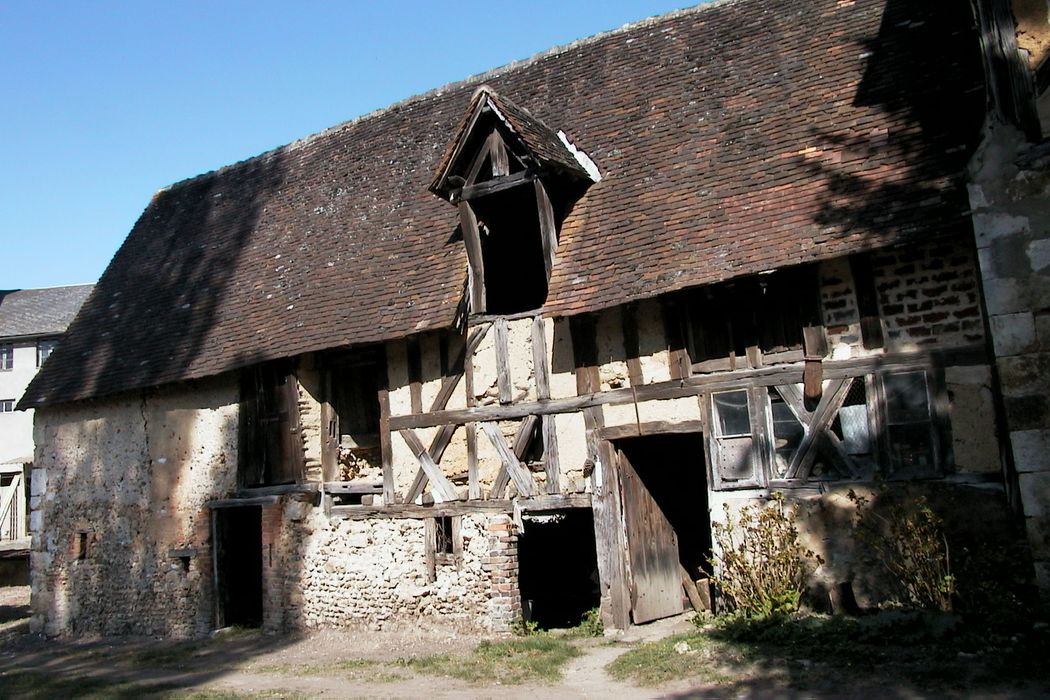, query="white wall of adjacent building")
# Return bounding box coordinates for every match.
[0,339,51,463]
